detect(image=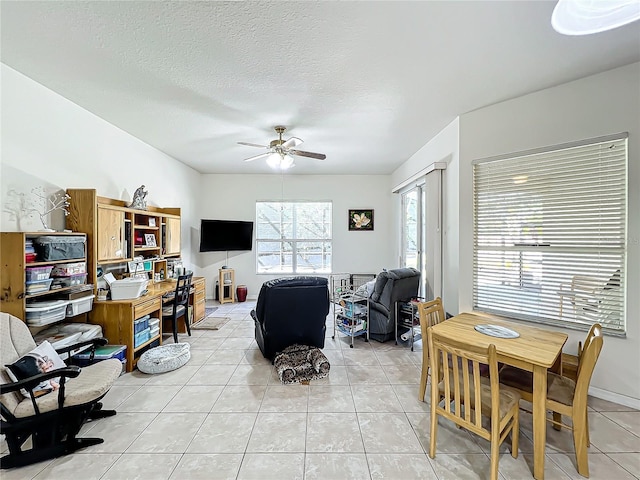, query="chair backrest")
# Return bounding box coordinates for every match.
[417,297,446,331]
[1,313,38,415]
[428,326,501,435]
[174,272,193,307]
[574,323,603,405]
